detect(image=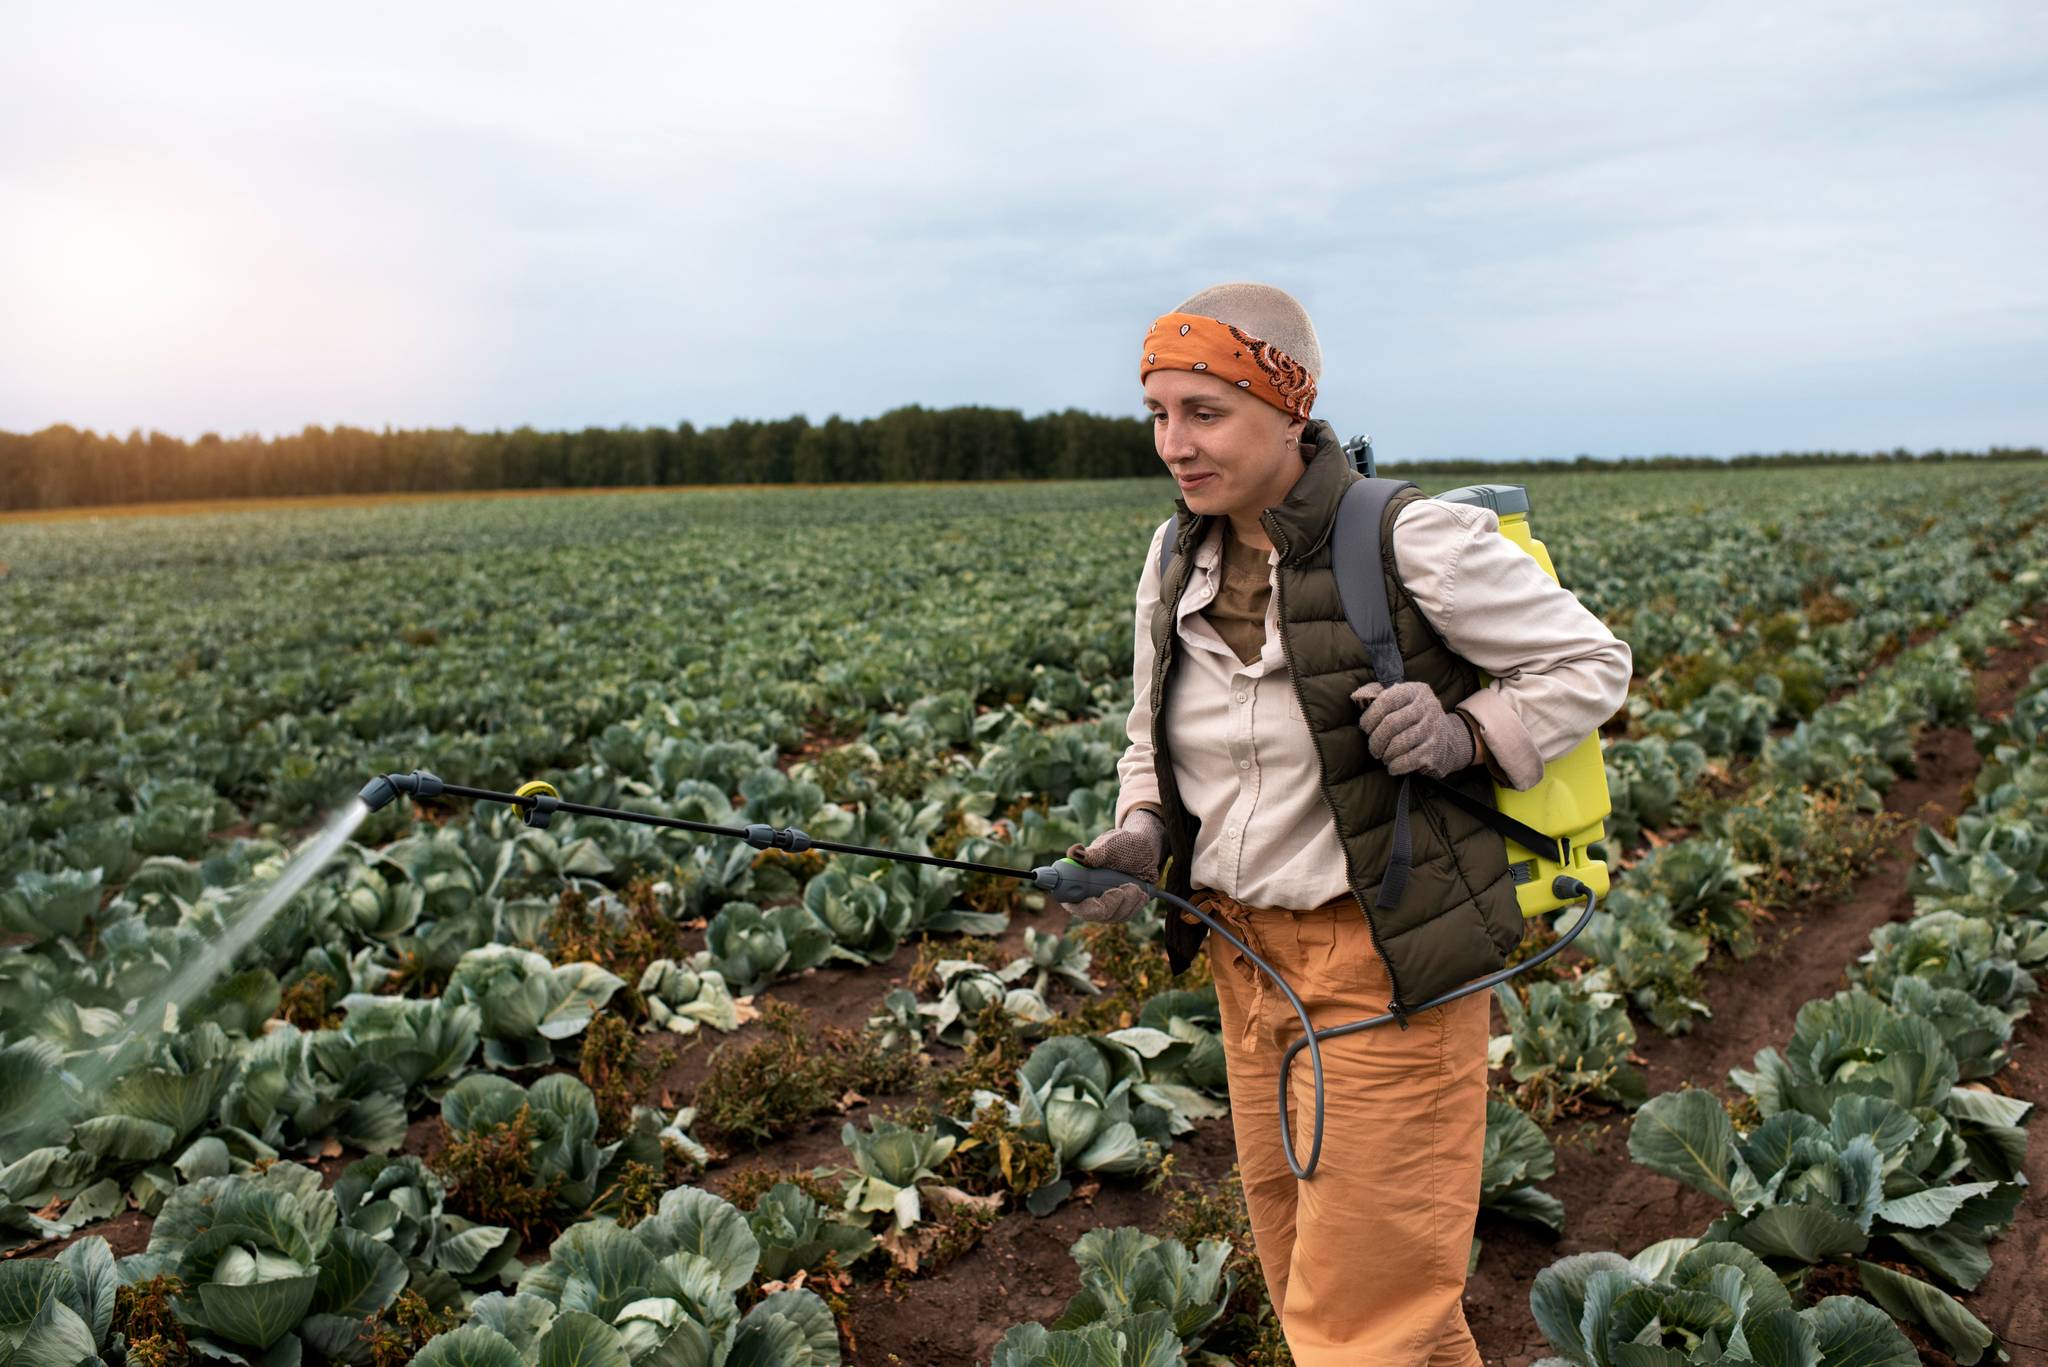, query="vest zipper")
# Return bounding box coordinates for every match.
[1264,509,1411,1023]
